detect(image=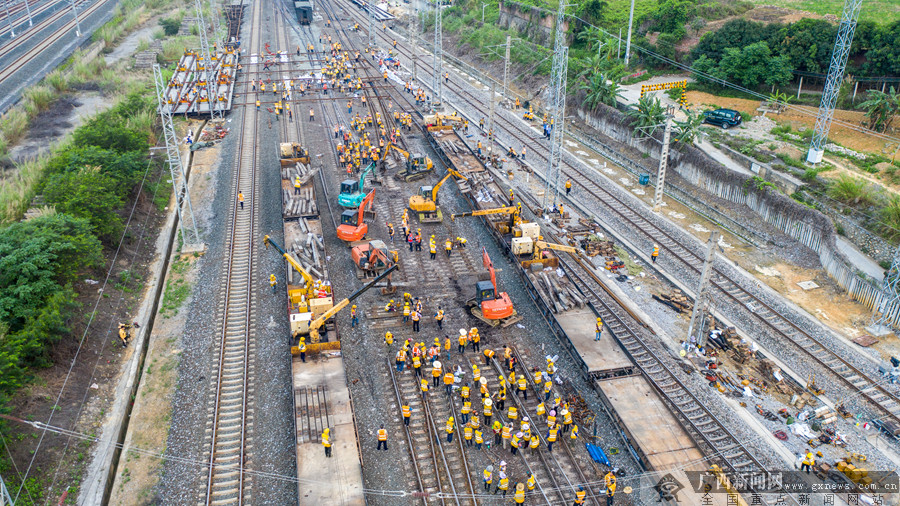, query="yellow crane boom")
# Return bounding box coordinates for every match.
[450,205,518,221]
[535,240,578,255]
[263,235,315,290]
[306,264,398,343]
